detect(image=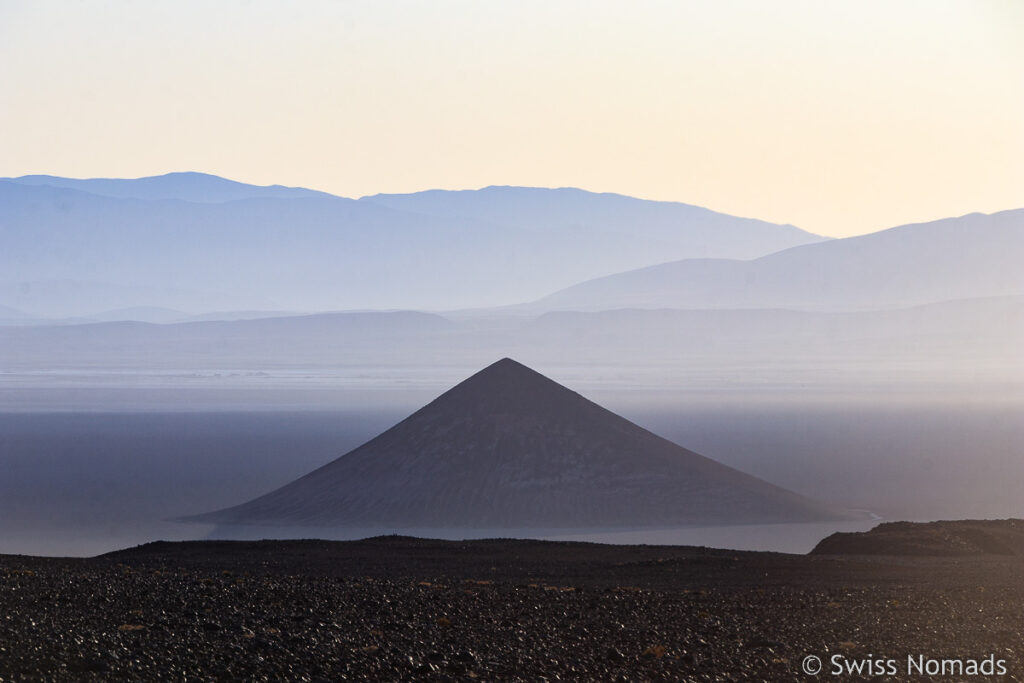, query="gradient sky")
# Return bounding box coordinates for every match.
[2,0,1021,237]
